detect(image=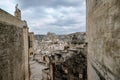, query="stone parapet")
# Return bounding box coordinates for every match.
[0,8,22,28]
